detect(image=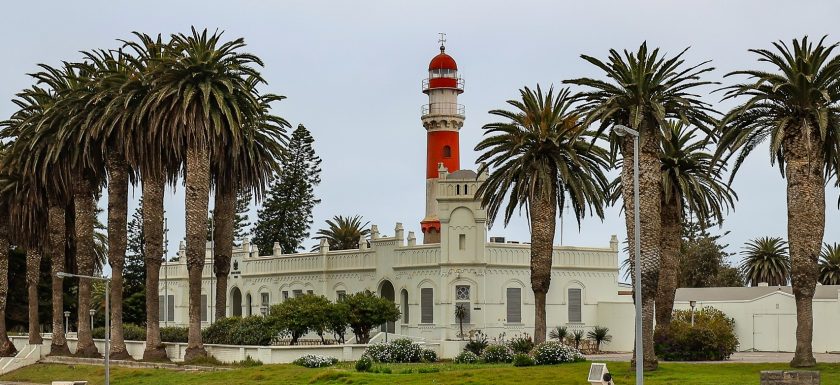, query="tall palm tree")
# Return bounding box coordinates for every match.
[211,88,288,320]
[740,237,791,286]
[656,122,736,326]
[0,180,13,356]
[565,43,718,369]
[120,32,173,361]
[715,36,840,367]
[474,86,610,344]
[145,28,267,360]
[311,215,370,251]
[818,243,840,285]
